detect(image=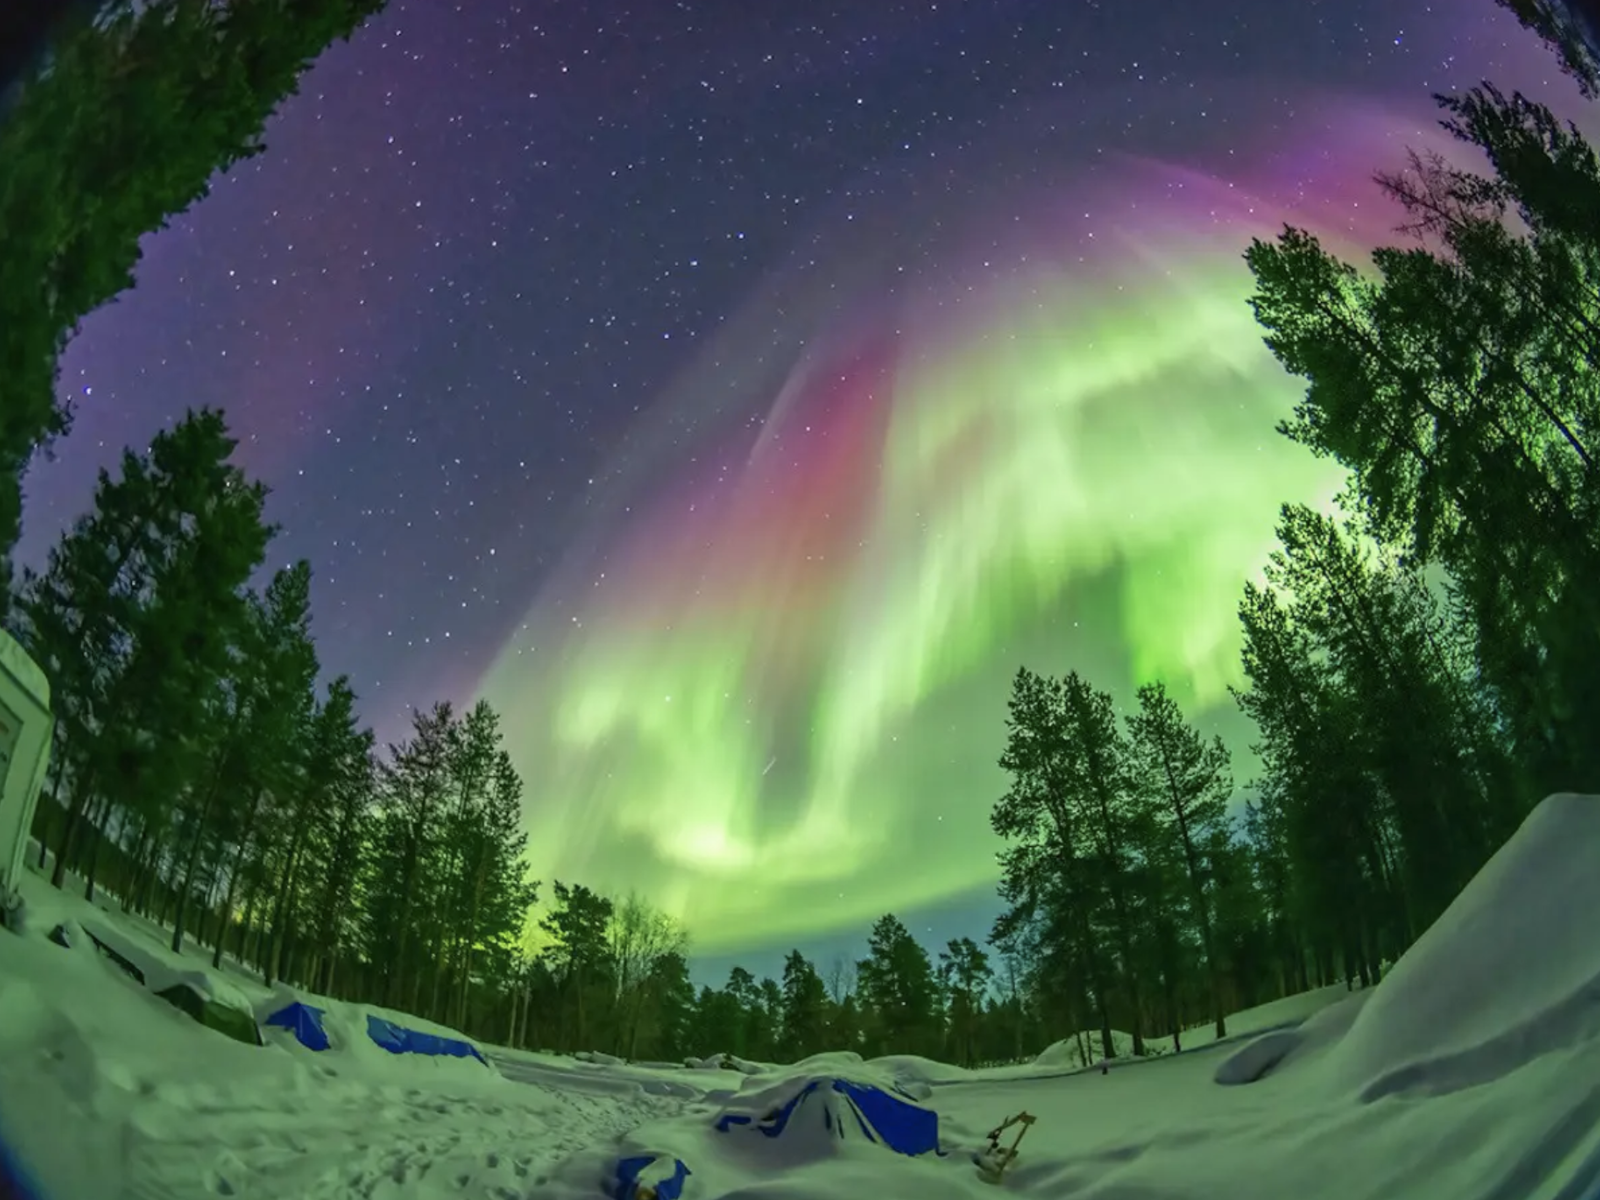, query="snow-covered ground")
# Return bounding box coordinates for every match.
[4,793,1600,1199]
